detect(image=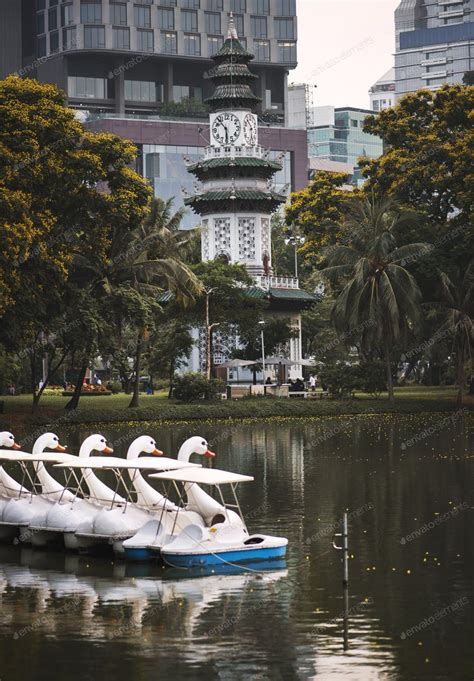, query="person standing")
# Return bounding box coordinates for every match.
[309,374,316,391]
